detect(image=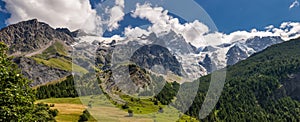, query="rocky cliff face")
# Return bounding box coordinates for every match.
[130,44,184,76]
[0,19,75,55]
[0,19,75,86]
[136,31,206,79]
[56,28,88,38]
[77,31,285,80]
[282,73,300,101]
[199,54,217,73]
[226,36,284,66]
[13,57,70,86]
[100,65,152,95]
[200,36,284,72]
[226,44,249,65]
[246,36,283,52]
